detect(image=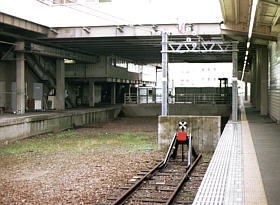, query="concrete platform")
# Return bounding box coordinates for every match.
[0,106,121,142]
[193,98,279,204]
[245,104,280,205]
